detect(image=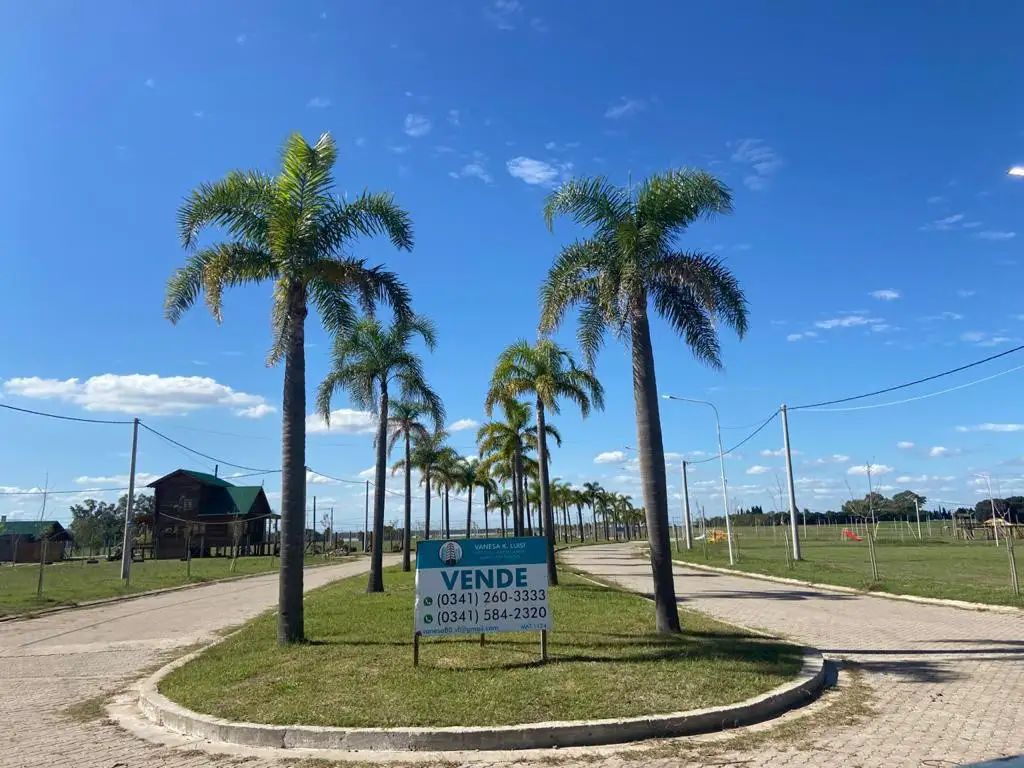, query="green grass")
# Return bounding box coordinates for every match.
[675,526,1022,606]
[159,567,803,728]
[0,554,352,617]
